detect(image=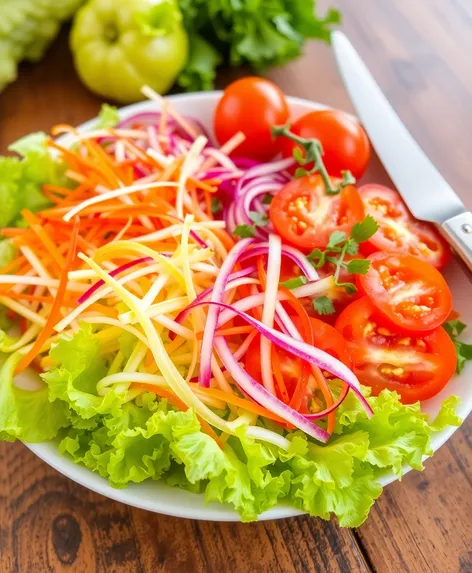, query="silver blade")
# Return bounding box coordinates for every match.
[331,31,465,224]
